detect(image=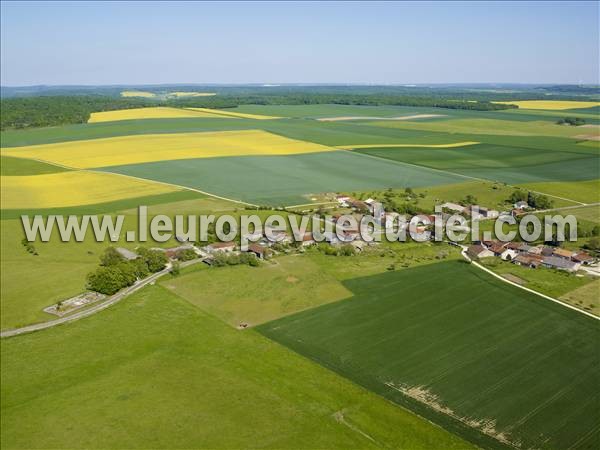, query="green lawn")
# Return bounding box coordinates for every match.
[258,261,600,450]
[1,284,471,450]
[99,151,465,206]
